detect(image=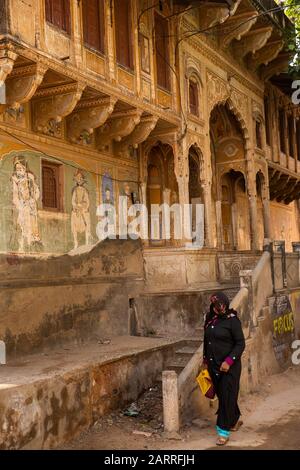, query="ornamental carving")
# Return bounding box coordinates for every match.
[0,45,17,84]
[222,11,258,48]
[207,71,230,114]
[198,3,230,30]
[115,115,158,156]
[6,63,48,109]
[233,26,273,59]
[261,52,290,81]
[248,40,284,71]
[67,97,117,145]
[228,88,249,140]
[96,109,143,150]
[32,82,85,137]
